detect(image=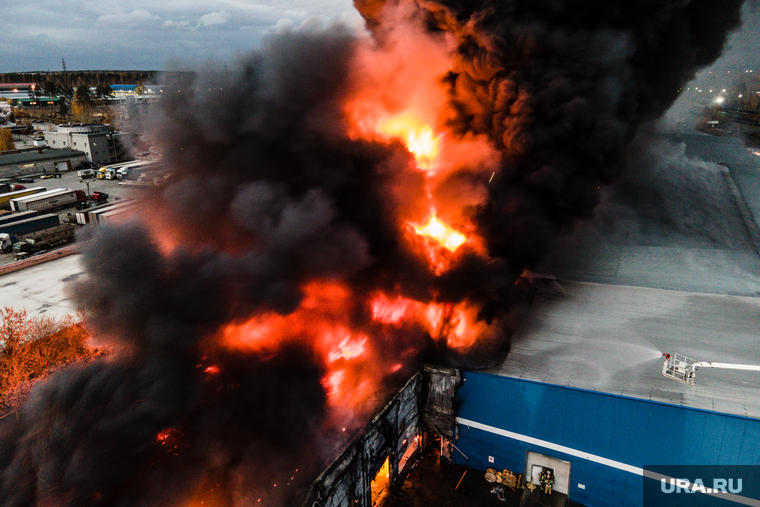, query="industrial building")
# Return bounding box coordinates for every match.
[303,129,760,507]
[0,147,87,179]
[44,123,132,165]
[454,130,760,507]
[454,282,760,507]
